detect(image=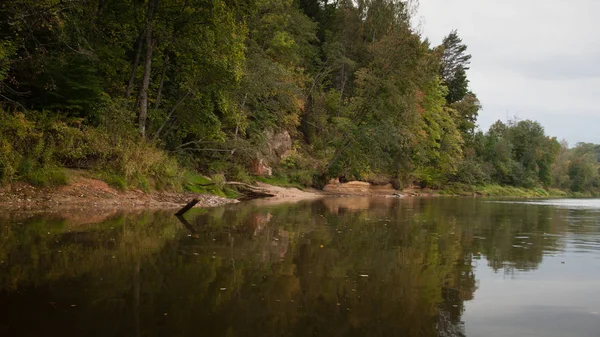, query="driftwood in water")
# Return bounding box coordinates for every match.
[225,182,275,200]
[192,181,275,200]
[175,214,197,234]
[175,198,199,216]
